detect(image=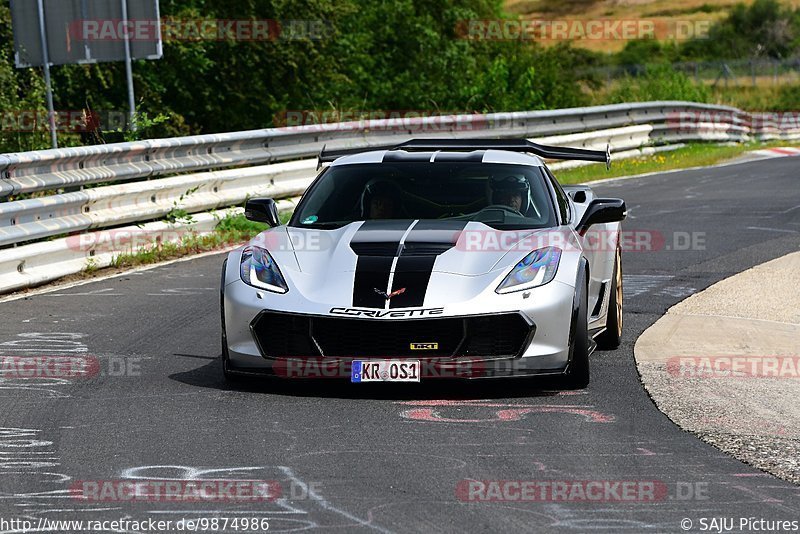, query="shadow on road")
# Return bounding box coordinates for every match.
[168,355,577,400]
